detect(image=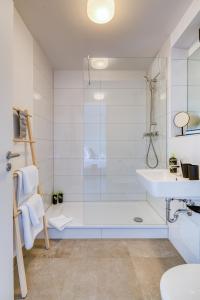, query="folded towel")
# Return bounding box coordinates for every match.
[19,110,27,139]
[17,166,39,204]
[20,204,43,250]
[48,215,72,231]
[13,111,20,138]
[26,194,45,226]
